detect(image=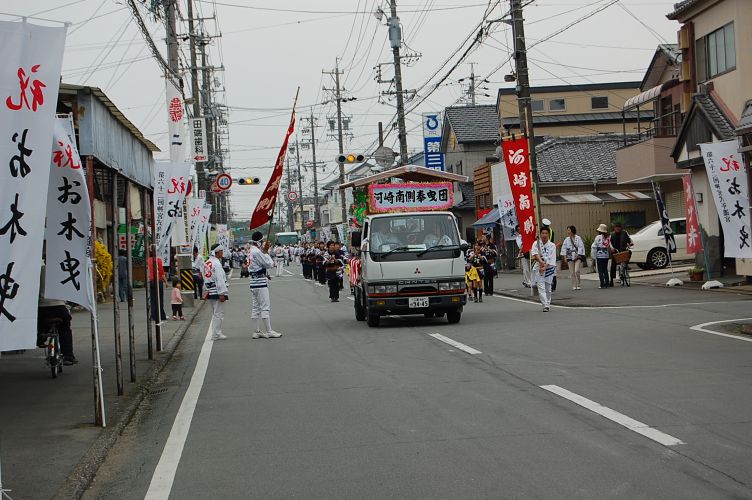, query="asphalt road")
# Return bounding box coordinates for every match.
[83,269,752,500]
